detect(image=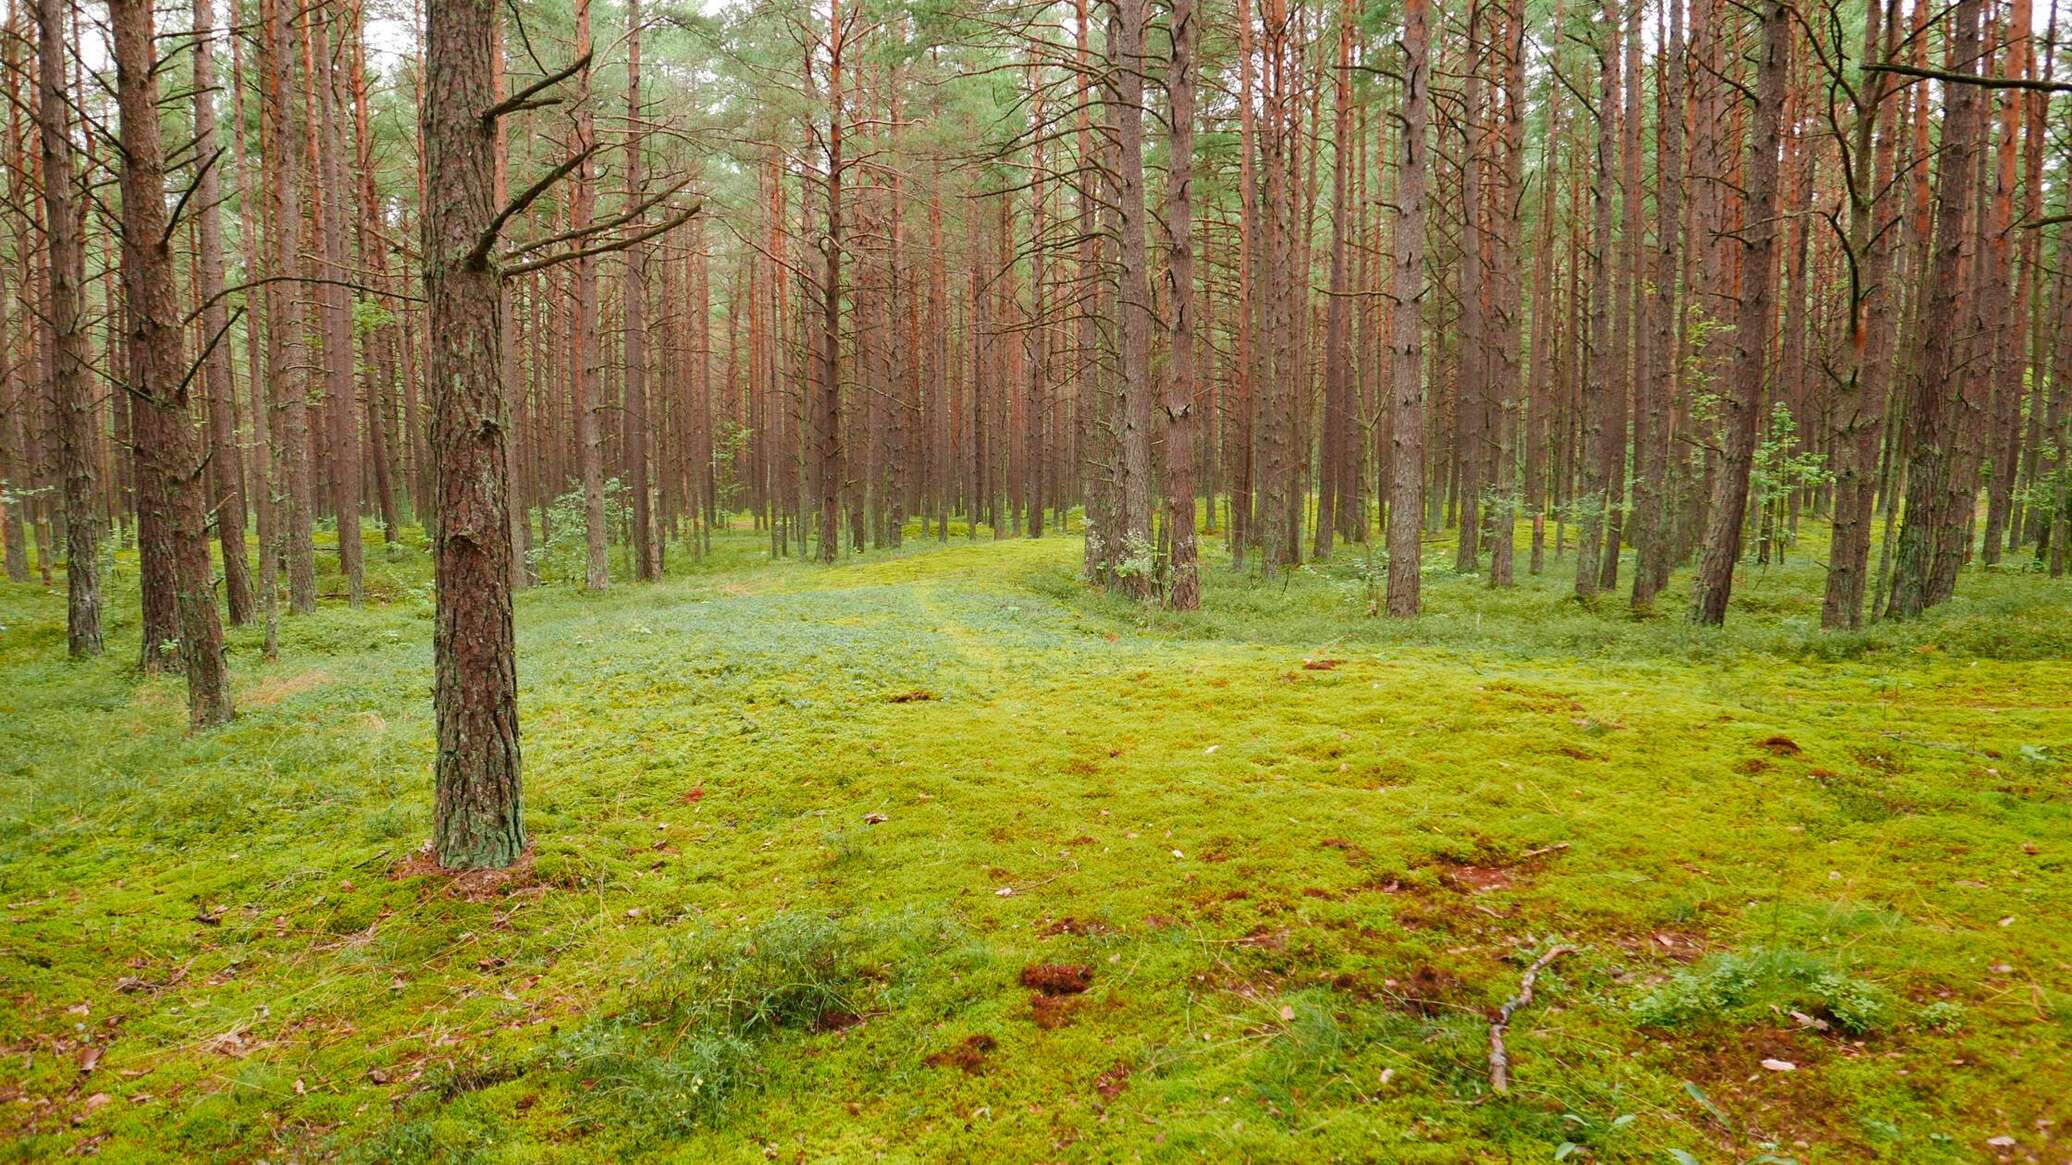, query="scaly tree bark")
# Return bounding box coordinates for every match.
[1574,0,1620,599]
[36,0,100,657]
[113,0,233,725]
[1633,0,1683,609]
[1386,0,1431,617]
[309,5,364,605]
[1485,0,1525,588]
[625,0,656,579]
[264,0,318,614]
[1887,0,1984,618]
[1109,0,1155,595]
[1690,0,1788,625]
[191,0,252,626]
[1316,0,1353,563]
[1820,0,1901,629]
[1163,0,1201,609]
[1454,0,1489,575]
[573,0,610,590]
[425,0,521,868]
[1978,0,2031,565]
[816,0,851,564]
